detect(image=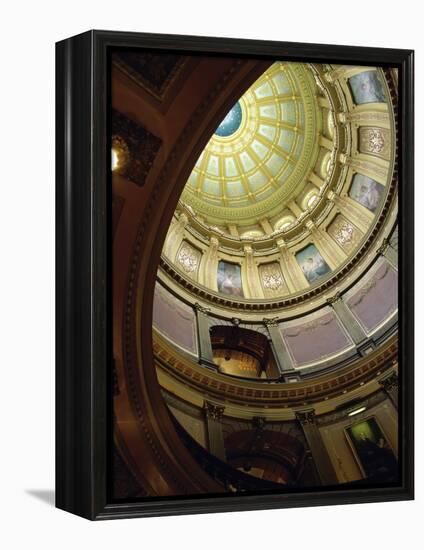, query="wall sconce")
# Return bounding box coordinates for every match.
[111,135,129,173]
